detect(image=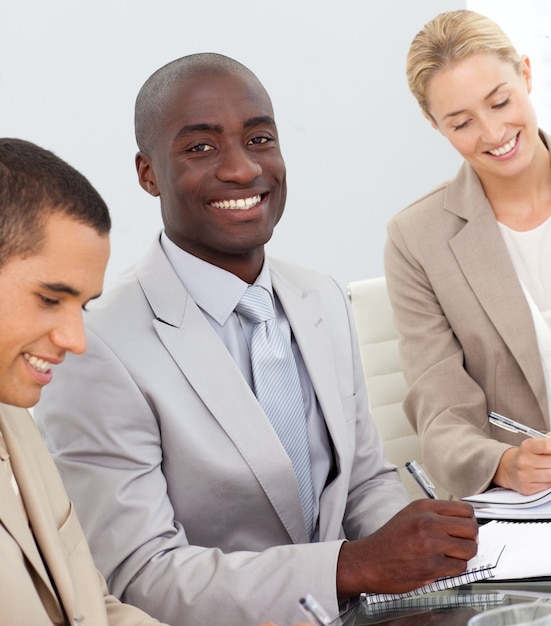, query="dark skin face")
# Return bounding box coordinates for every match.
[136,69,287,284]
